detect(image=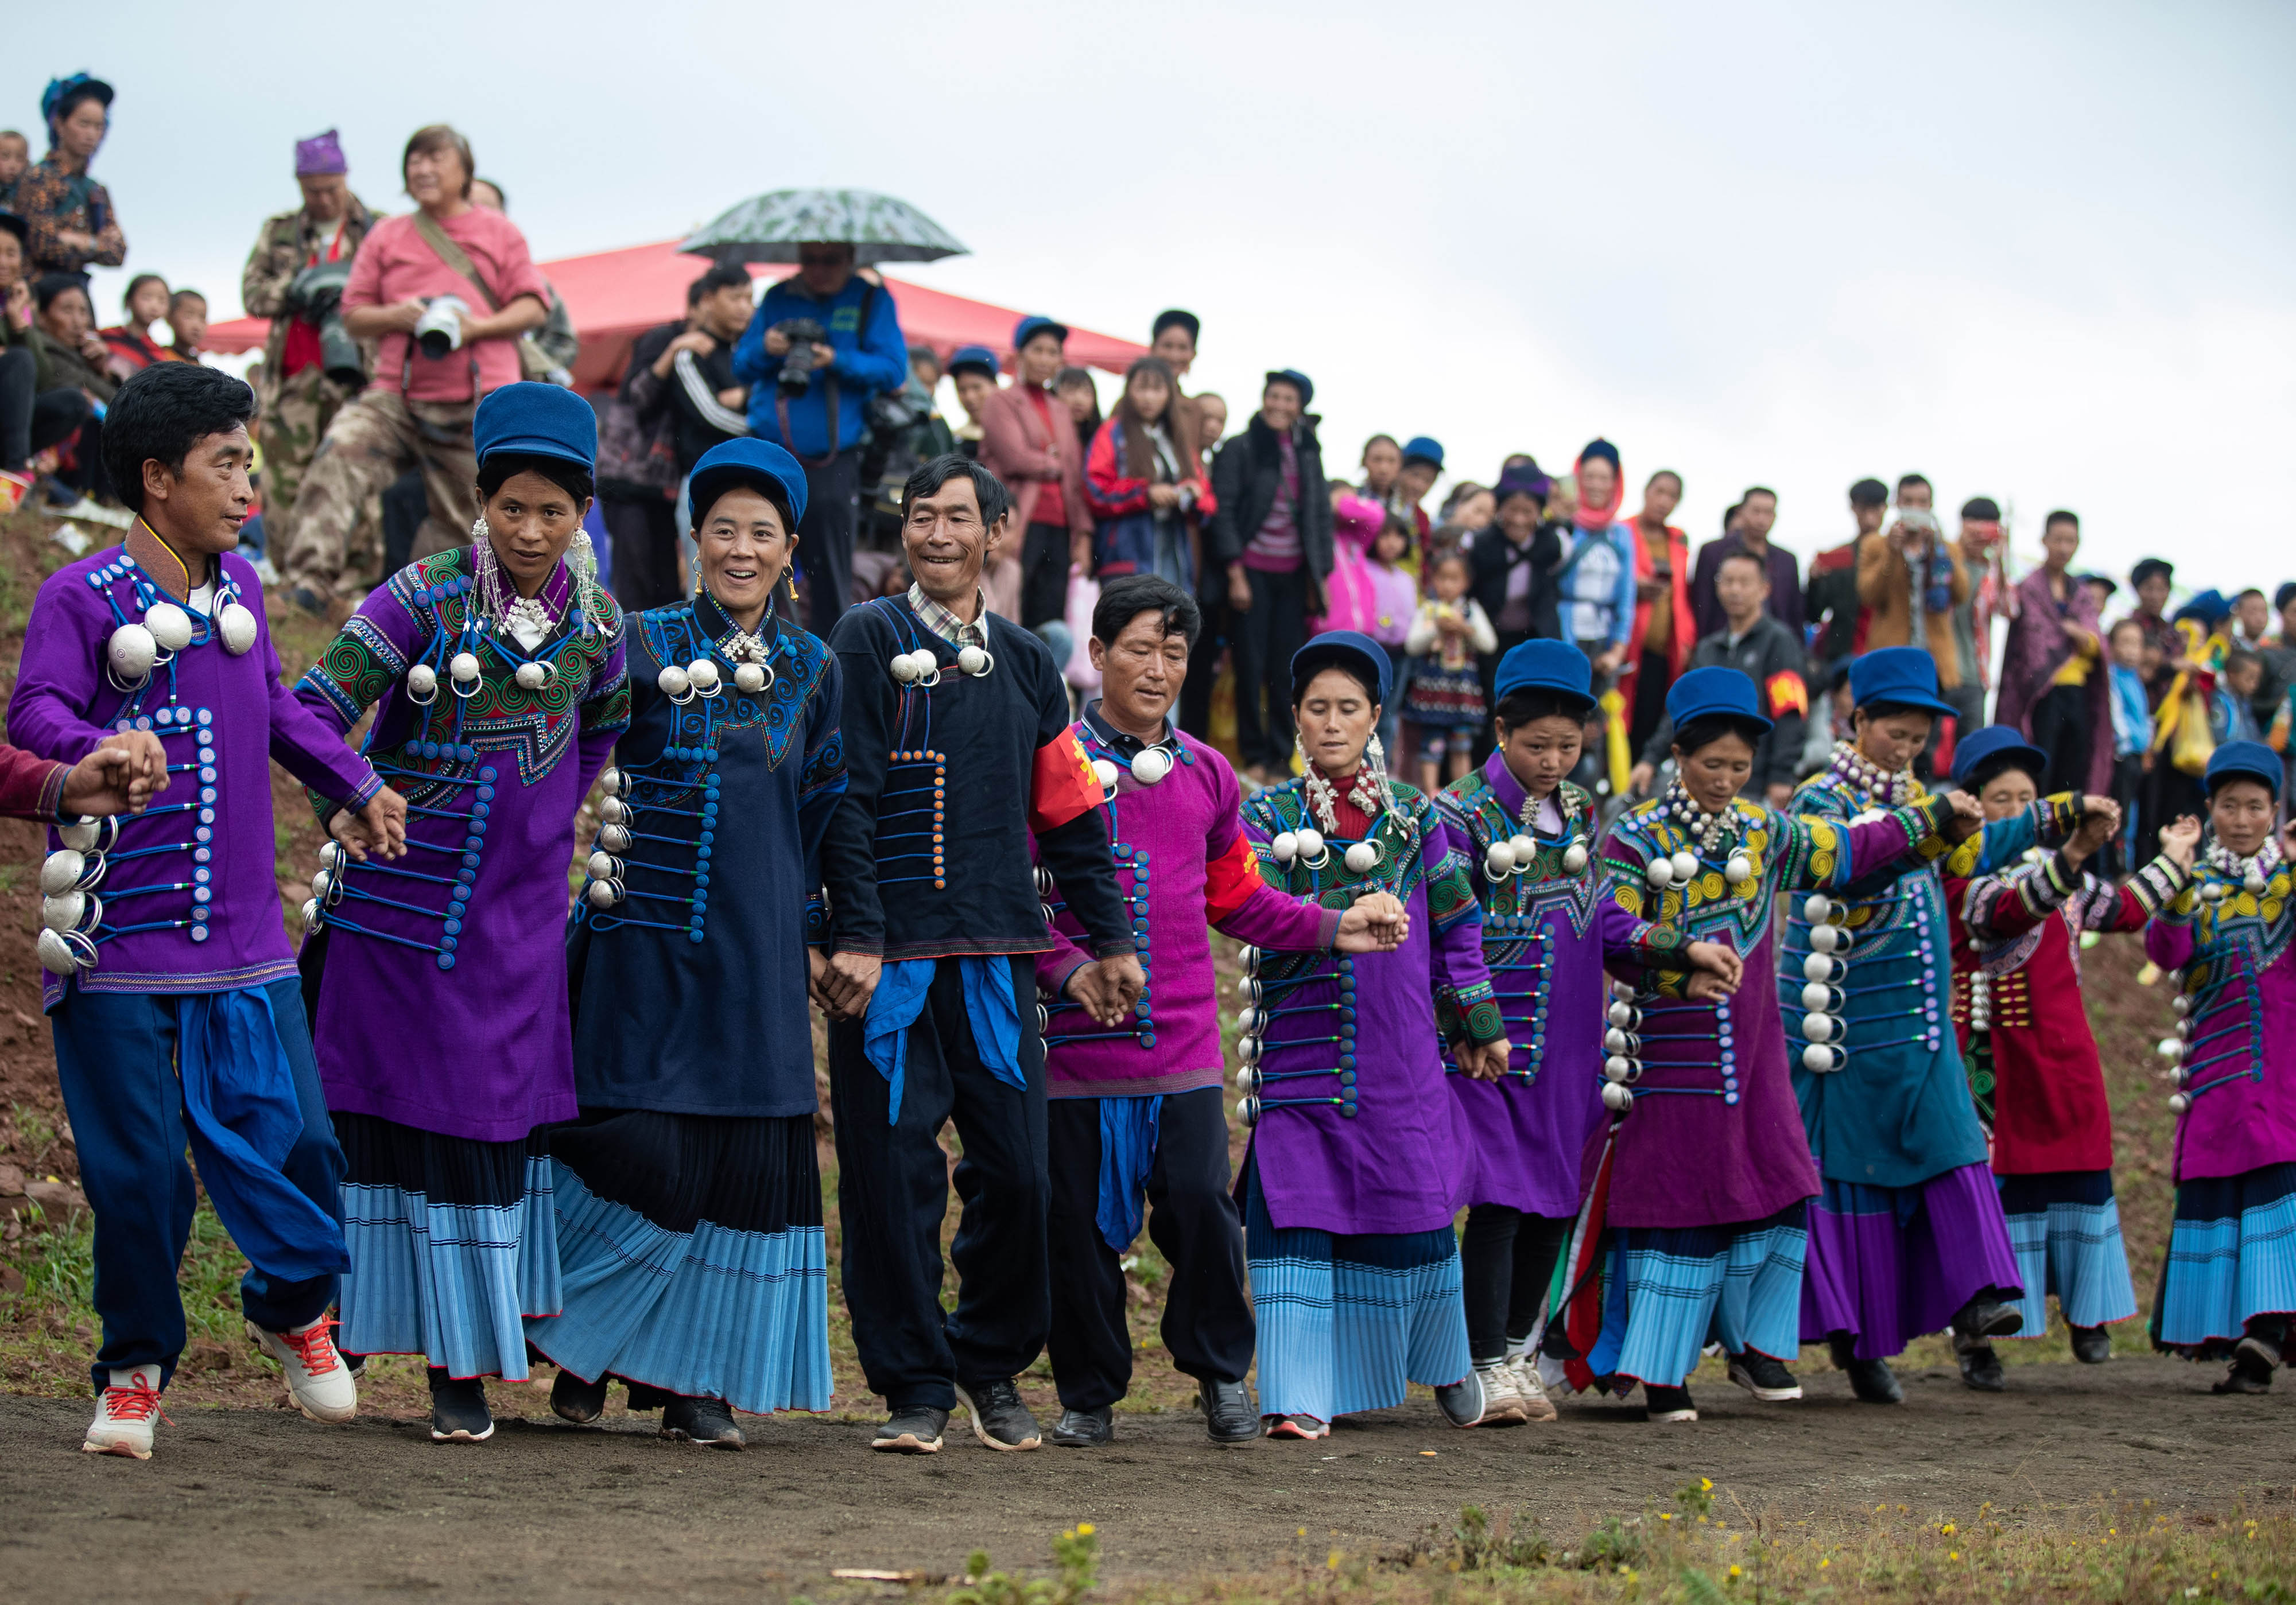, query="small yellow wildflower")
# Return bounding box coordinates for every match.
[1949,1552,1960,1561]
[1819,1559,1830,1569]
[1698,1515,1709,1525]
[1701,1478,1714,1491]
[1297,1528,1307,1538]
[1077,1524,1095,1537]
[1941,1523,1956,1535]
[1728,1565,1742,1577]
[1327,1552,1342,1572]
[1660,1513,1674,1522]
